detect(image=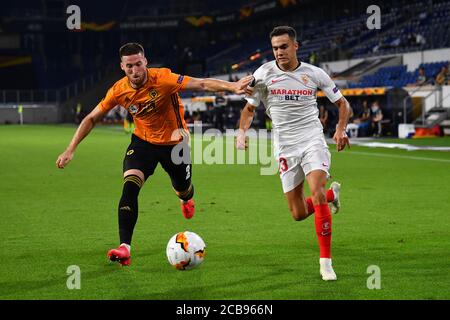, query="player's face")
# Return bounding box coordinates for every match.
[271,34,299,70]
[121,53,148,87]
